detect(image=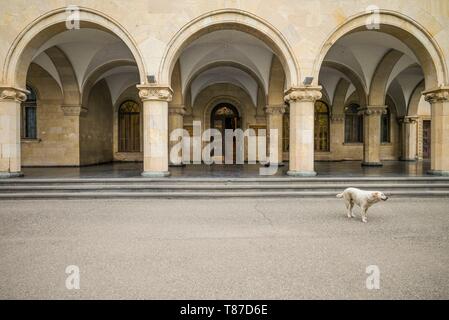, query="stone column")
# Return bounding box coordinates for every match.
[359,105,387,166]
[168,104,186,166]
[399,116,418,161]
[137,85,172,177]
[0,87,27,178]
[265,105,286,165]
[424,87,449,175]
[284,86,322,176]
